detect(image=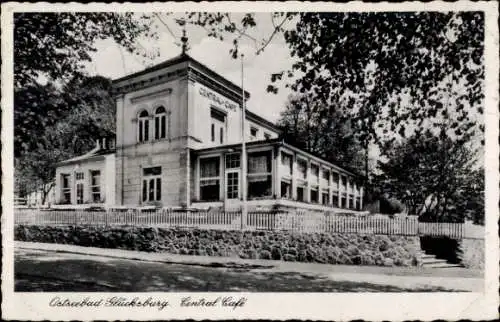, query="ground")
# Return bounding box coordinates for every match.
[14,244,483,292]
